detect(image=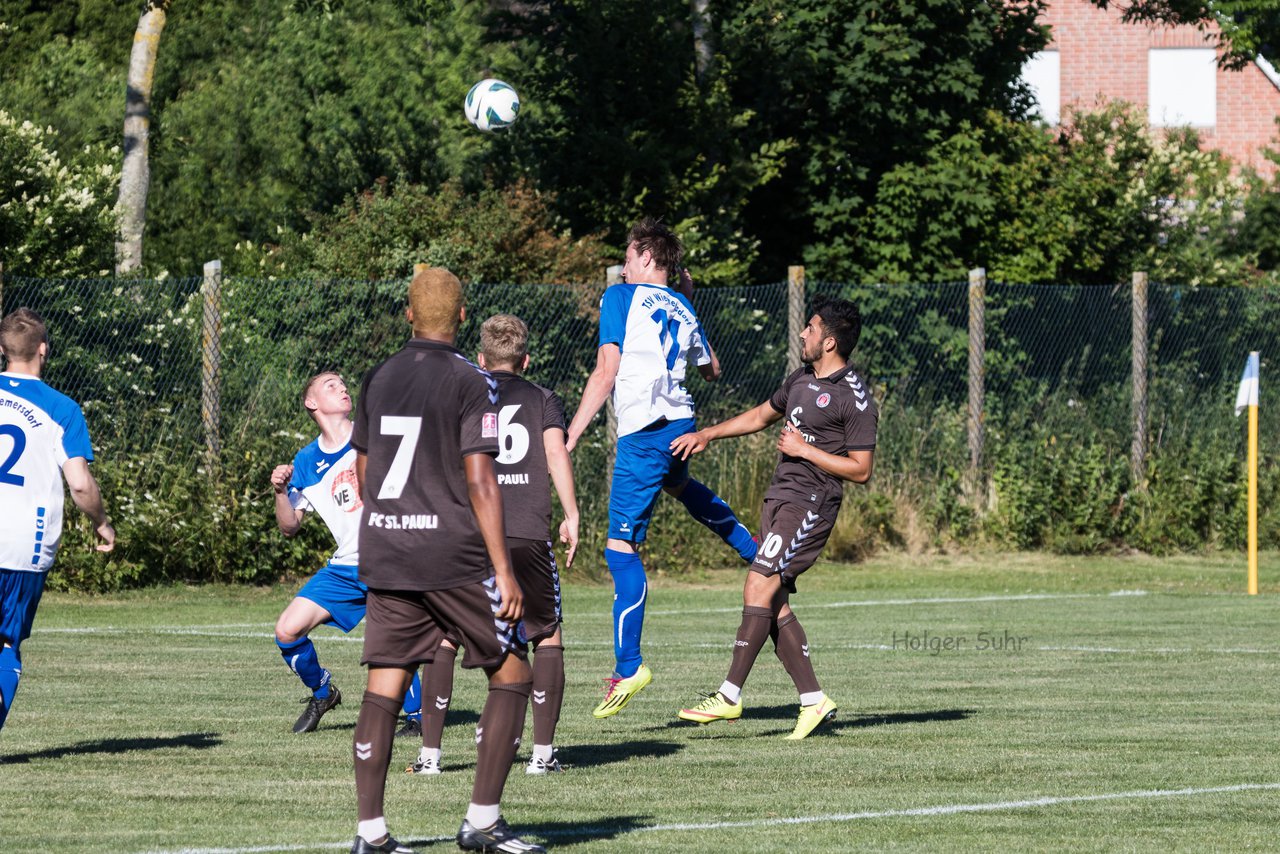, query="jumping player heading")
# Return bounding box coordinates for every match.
[566,217,758,720]
[672,295,877,739]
